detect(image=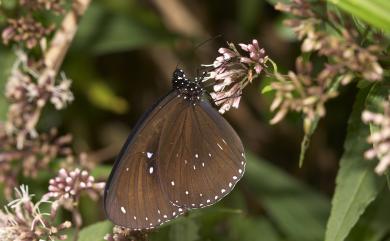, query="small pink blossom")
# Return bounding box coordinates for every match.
[45,168,105,201]
[203,40,268,114]
[239,40,267,74]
